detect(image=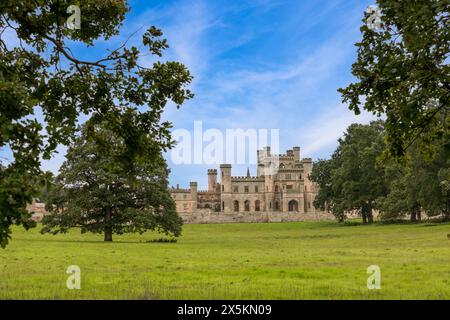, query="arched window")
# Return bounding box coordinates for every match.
[275,185,279,192]
[233,200,239,212]
[275,201,280,210]
[244,200,250,212]
[288,200,299,212]
[255,200,260,211]
[222,201,224,210]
